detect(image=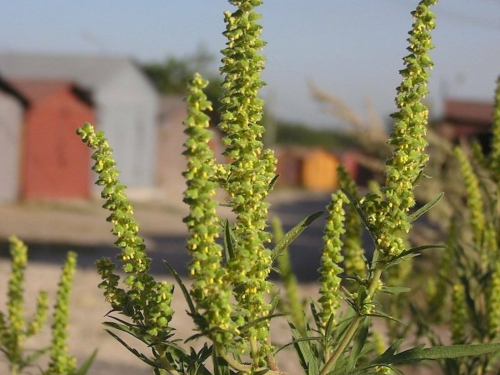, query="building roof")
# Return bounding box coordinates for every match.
[0,75,29,107]
[444,99,494,125]
[0,52,136,91]
[10,79,93,107]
